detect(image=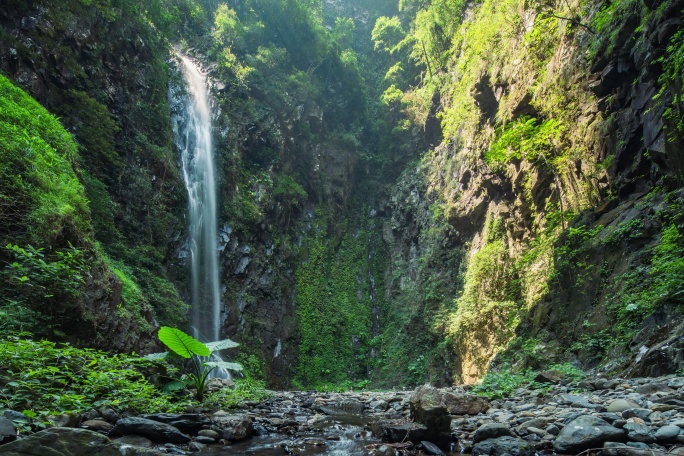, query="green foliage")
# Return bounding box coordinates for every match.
[486,117,565,168]
[155,327,242,402]
[158,326,211,358]
[204,377,272,409]
[0,74,90,246]
[657,28,684,147]
[0,335,188,416]
[294,212,381,387]
[472,370,535,399]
